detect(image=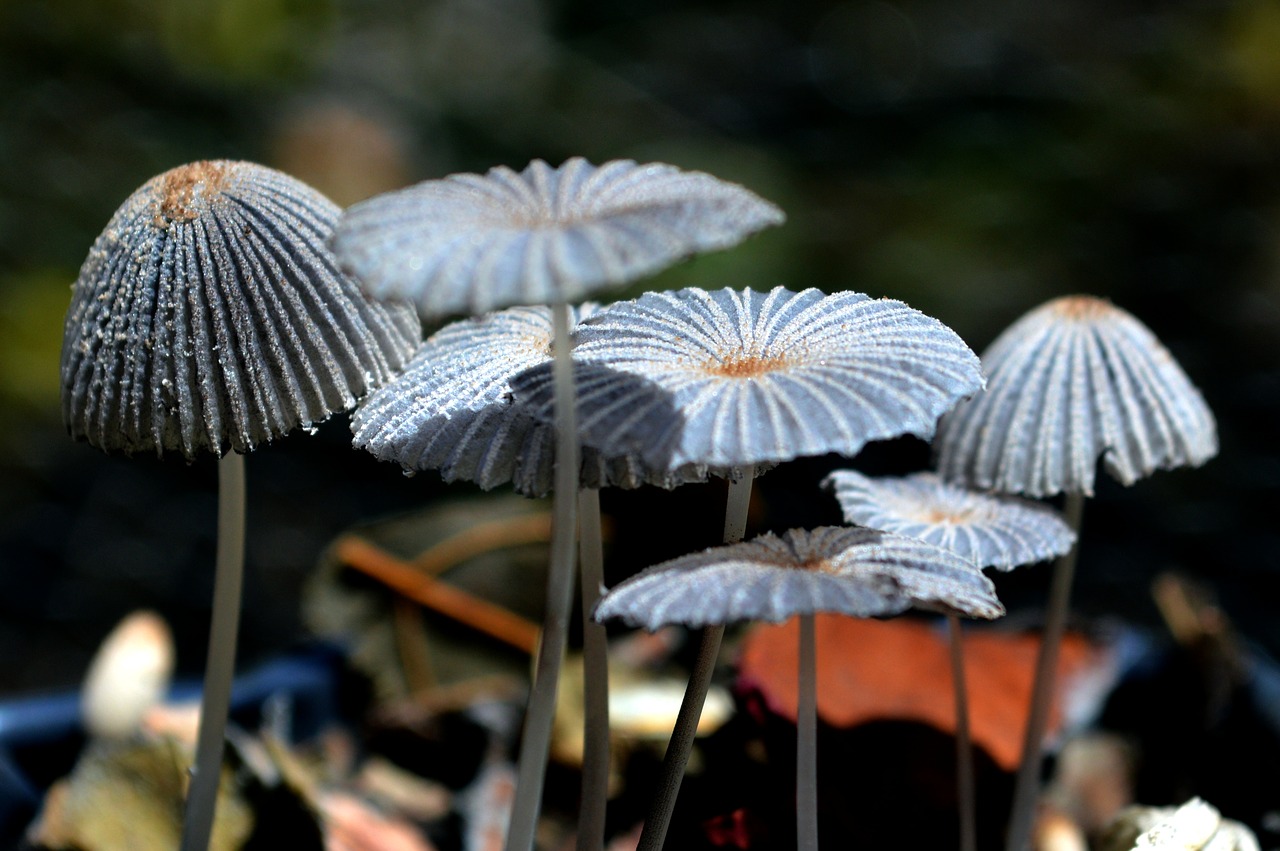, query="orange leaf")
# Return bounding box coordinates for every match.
[736,615,1102,770]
